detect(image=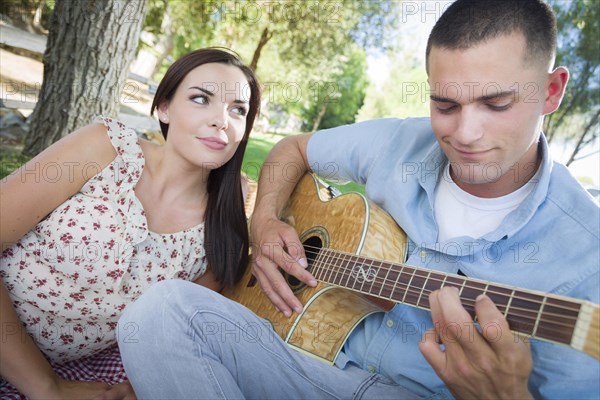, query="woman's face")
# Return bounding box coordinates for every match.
[157,62,251,171]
